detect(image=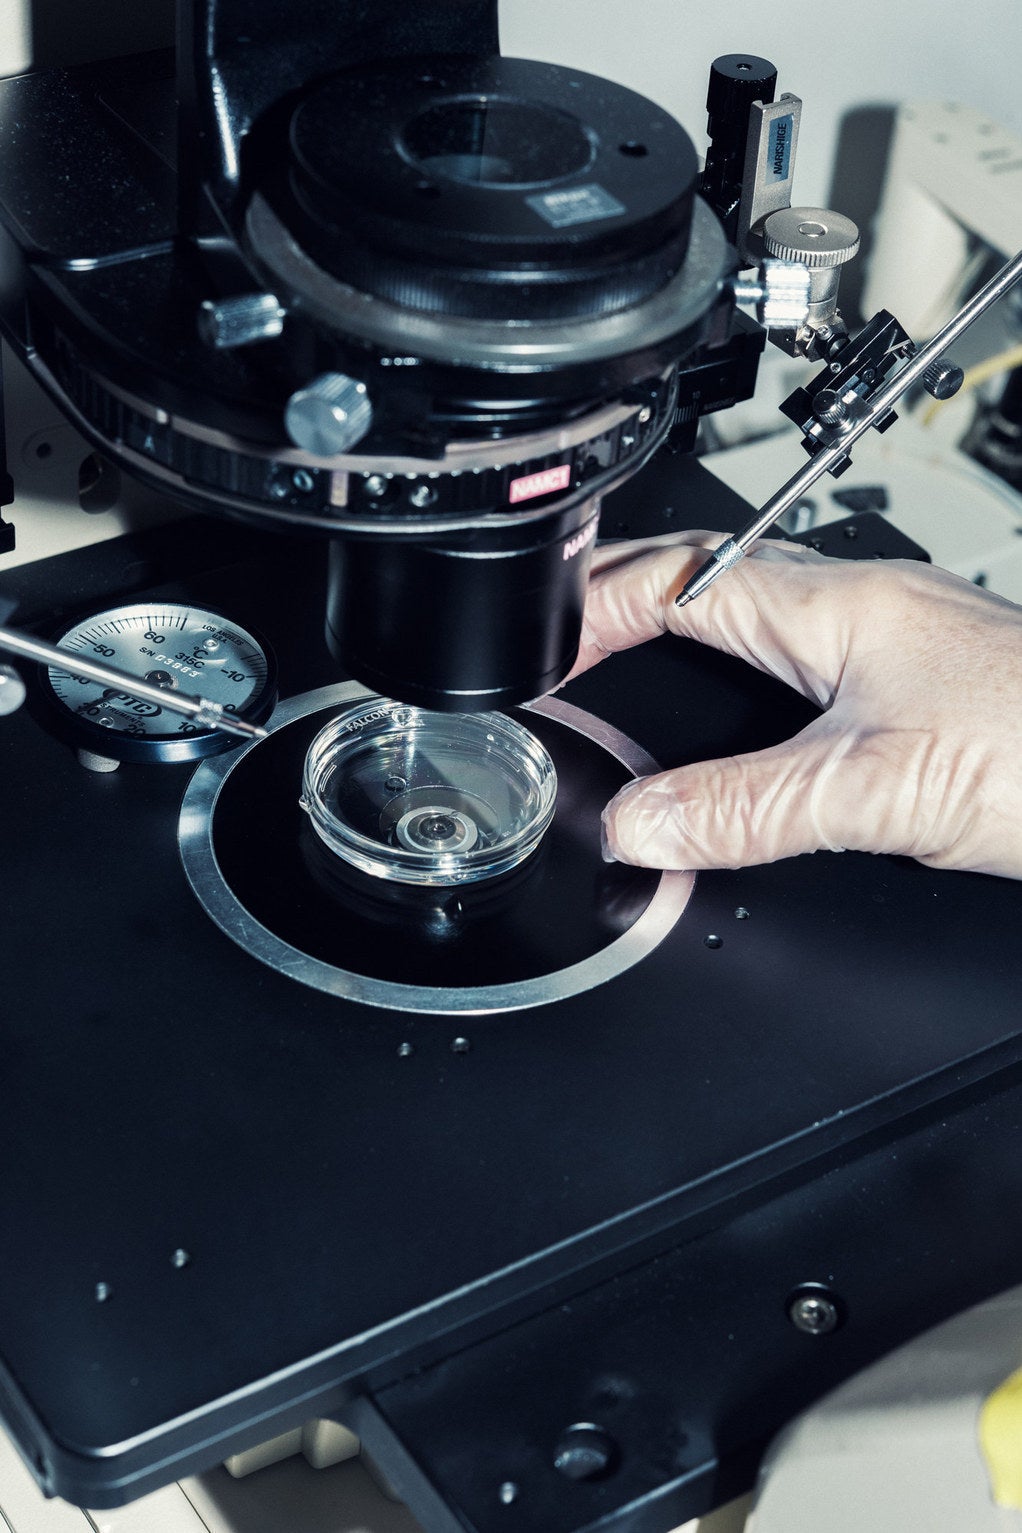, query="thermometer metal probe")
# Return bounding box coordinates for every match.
[0,620,269,742]
[677,246,1022,608]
